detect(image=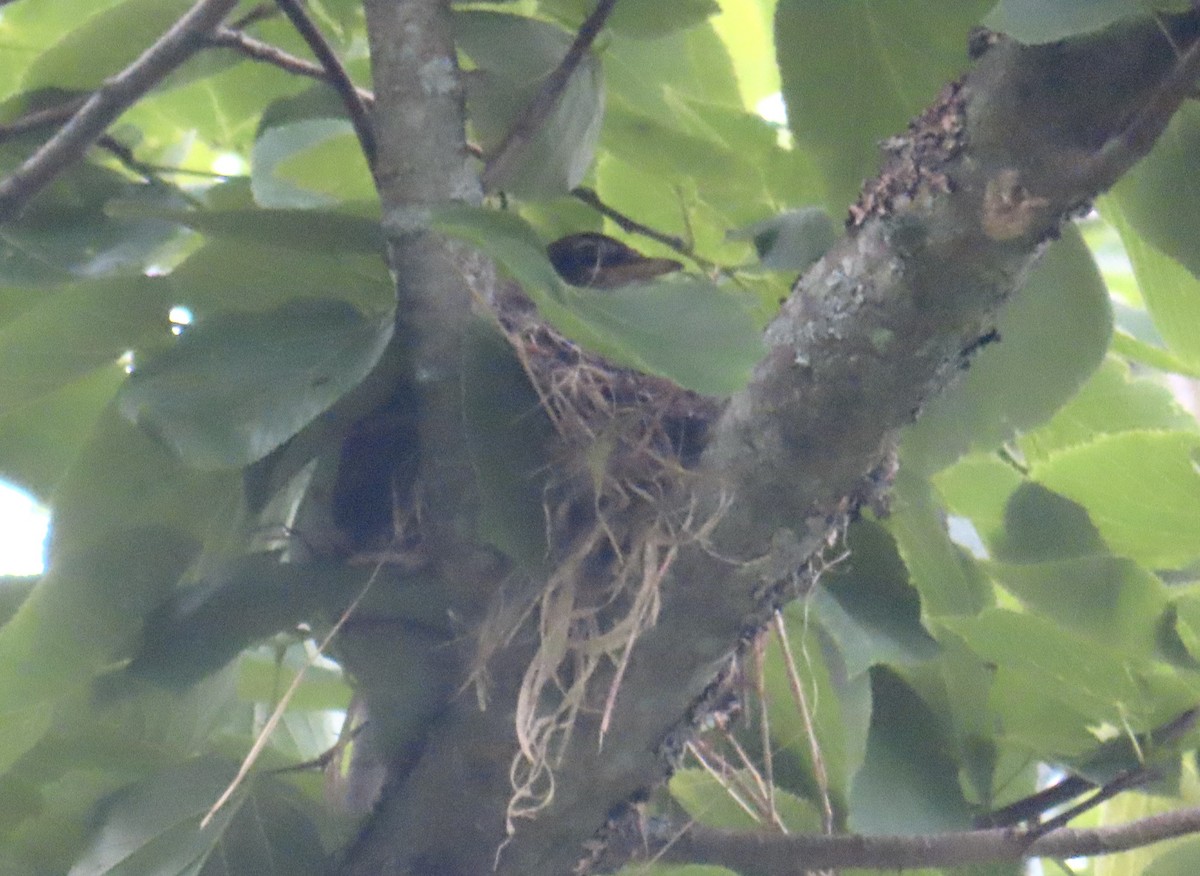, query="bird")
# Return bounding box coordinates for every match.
[546,232,682,289]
